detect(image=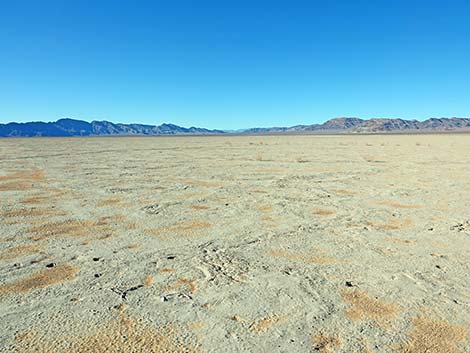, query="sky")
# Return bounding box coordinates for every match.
[0,0,469,130]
